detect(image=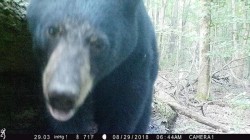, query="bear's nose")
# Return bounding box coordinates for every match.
[48,91,77,112]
